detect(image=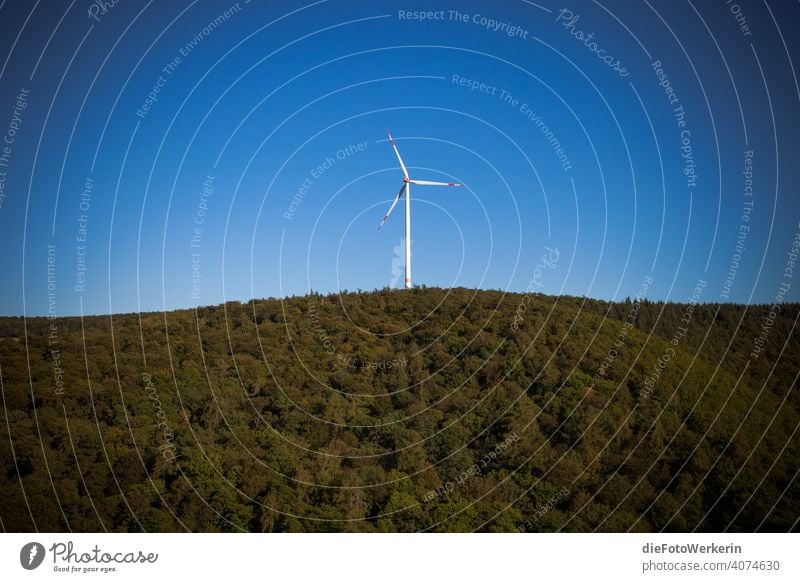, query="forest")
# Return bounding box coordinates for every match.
[0,287,798,532]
